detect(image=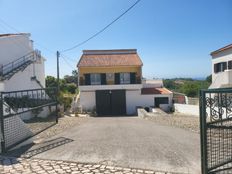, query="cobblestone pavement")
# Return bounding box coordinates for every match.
[0,156,183,174]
